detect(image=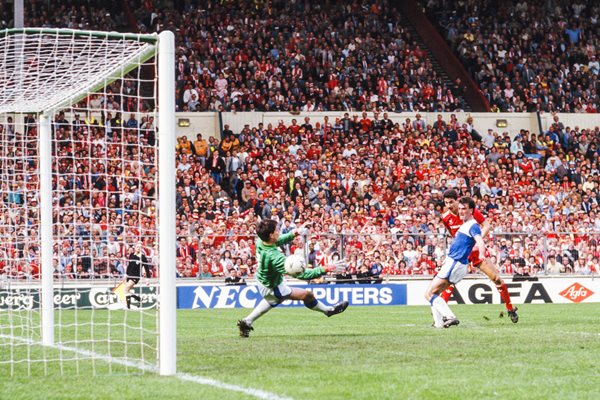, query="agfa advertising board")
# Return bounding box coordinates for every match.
[404,278,599,305]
